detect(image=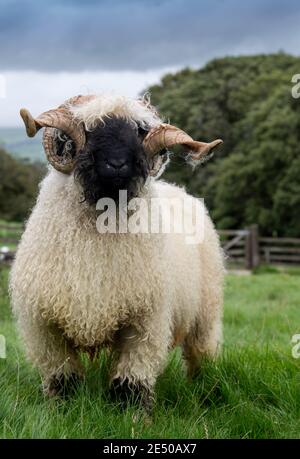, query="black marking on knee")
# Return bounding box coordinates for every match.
[110,377,154,414]
[45,372,82,398]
